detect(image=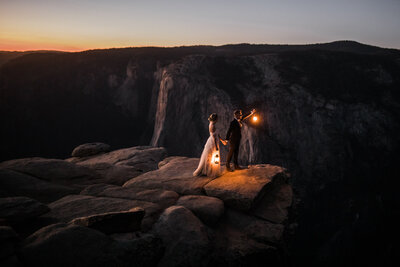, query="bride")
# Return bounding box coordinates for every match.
[193,113,227,178]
